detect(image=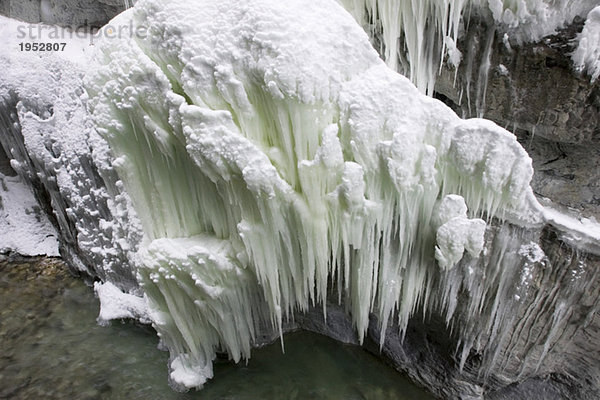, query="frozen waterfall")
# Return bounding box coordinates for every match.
[83,0,577,388]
